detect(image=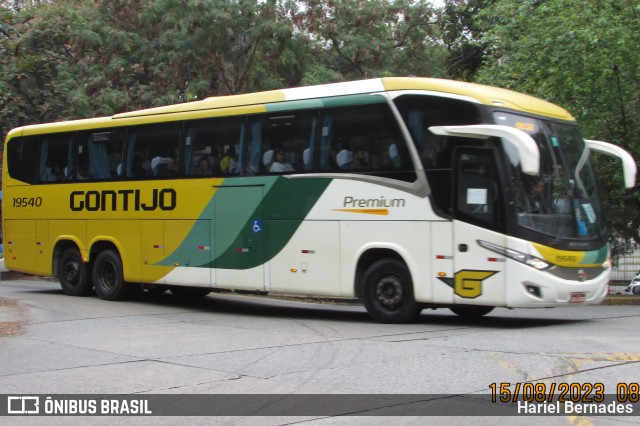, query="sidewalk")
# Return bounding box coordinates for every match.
[602,295,640,305]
